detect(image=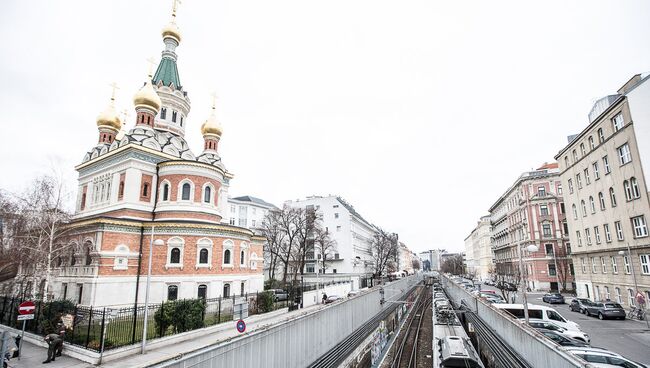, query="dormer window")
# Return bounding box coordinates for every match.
[160,108,167,120]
